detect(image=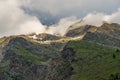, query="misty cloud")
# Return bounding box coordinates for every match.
[0,0,120,38]
[0,0,46,37]
[45,16,78,36]
[0,0,79,37]
[23,0,120,16]
[82,9,120,26]
[21,0,120,25]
